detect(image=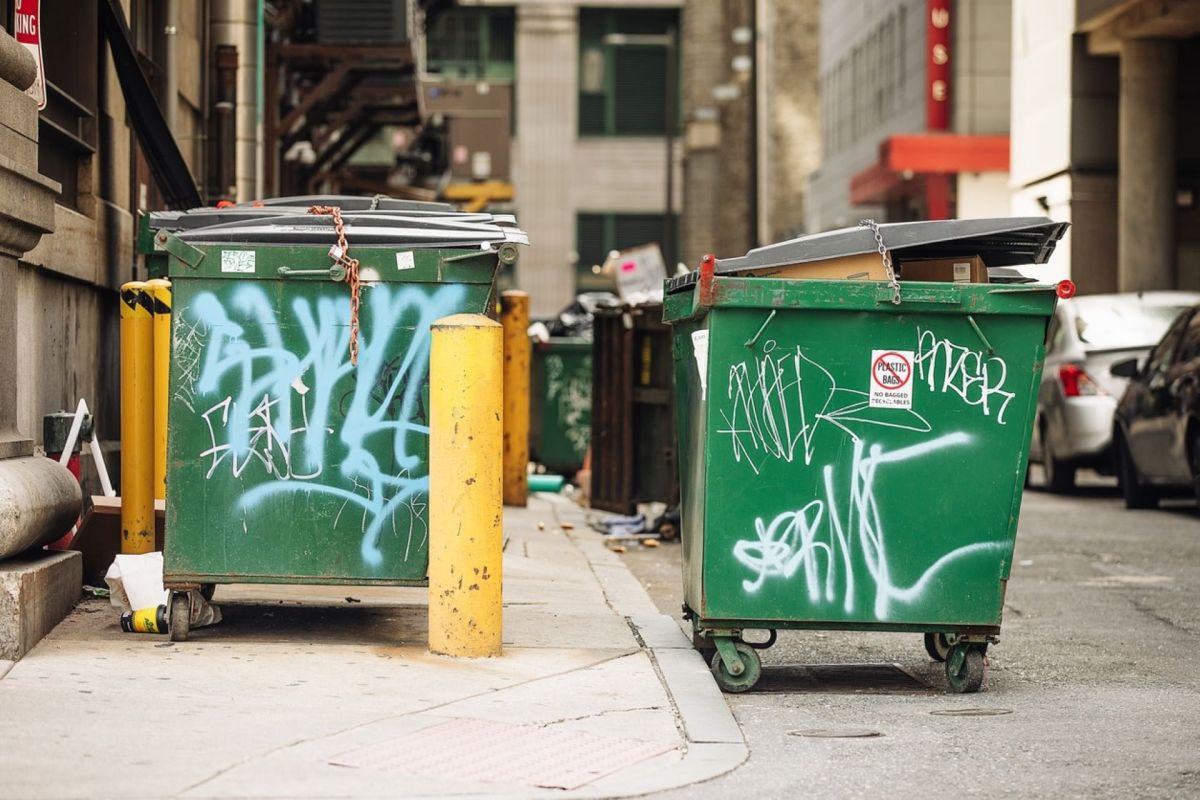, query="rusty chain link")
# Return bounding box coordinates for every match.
[308,205,361,365]
[859,218,902,305]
